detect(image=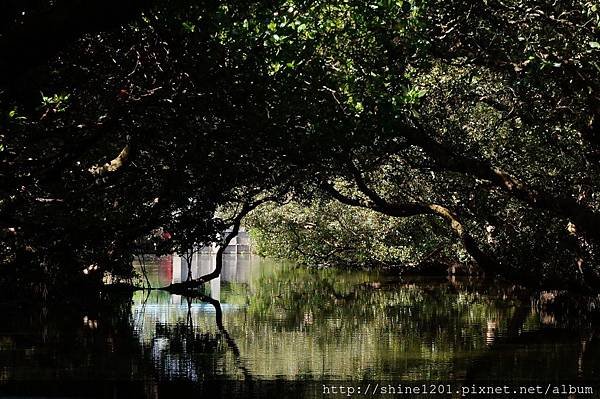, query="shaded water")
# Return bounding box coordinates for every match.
[1,255,600,397]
